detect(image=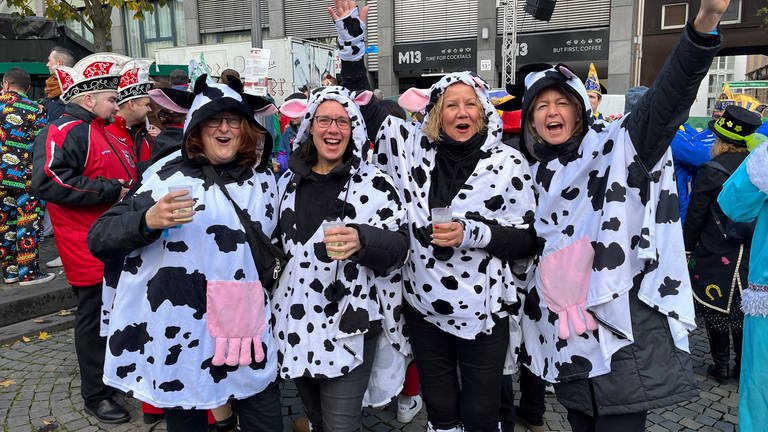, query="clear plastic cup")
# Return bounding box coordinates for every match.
[168,184,194,222]
[431,207,453,234]
[322,220,346,257]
